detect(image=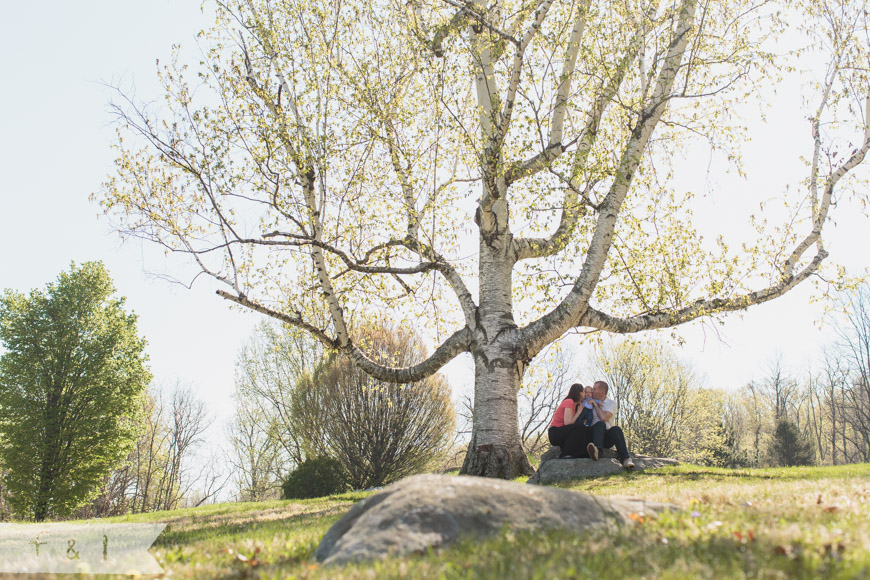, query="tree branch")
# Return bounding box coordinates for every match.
[240,2,352,347]
[346,325,474,383]
[345,66,479,327]
[499,0,556,143]
[403,238,479,327]
[438,0,519,49]
[578,249,829,334]
[547,0,590,148]
[216,289,340,349]
[512,49,634,260]
[517,0,699,358]
[785,91,870,279]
